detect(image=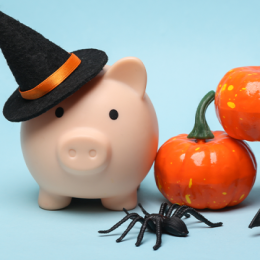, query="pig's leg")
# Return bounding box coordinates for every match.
[101,190,137,211]
[38,188,72,210]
